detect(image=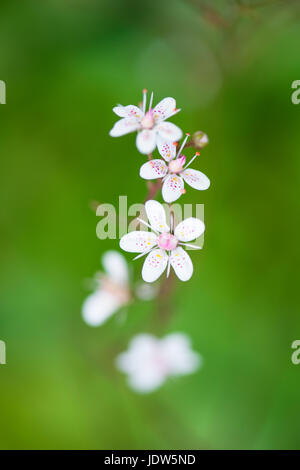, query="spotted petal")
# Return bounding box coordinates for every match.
[145,200,169,233]
[120,231,157,253]
[142,249,168,283]
[157,136,177,162]
[139,160,167,180]
[82,290,120,327]
[153,97,177,122]
[136,129,157,154]
[113,105,142,119]
[157,122,183,142]
[162,174,184,203]
[170,247,193,281]
[174,218,205,242]
[109,117,139,137]
[181,168,210,190]
[102,250,129,285]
